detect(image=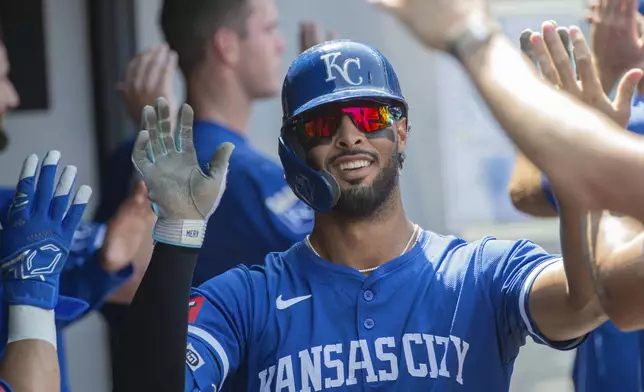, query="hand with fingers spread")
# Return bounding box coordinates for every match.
[366,0,495,52]
[132,98,234,248]
[0,151,92,314]
[119,44,178,127]
[524,22,643,128]
[299,22,338,53]
[587,0,644,94]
